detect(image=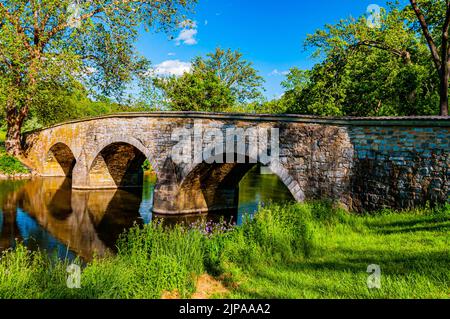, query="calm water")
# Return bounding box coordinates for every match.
[0,166,294,260]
